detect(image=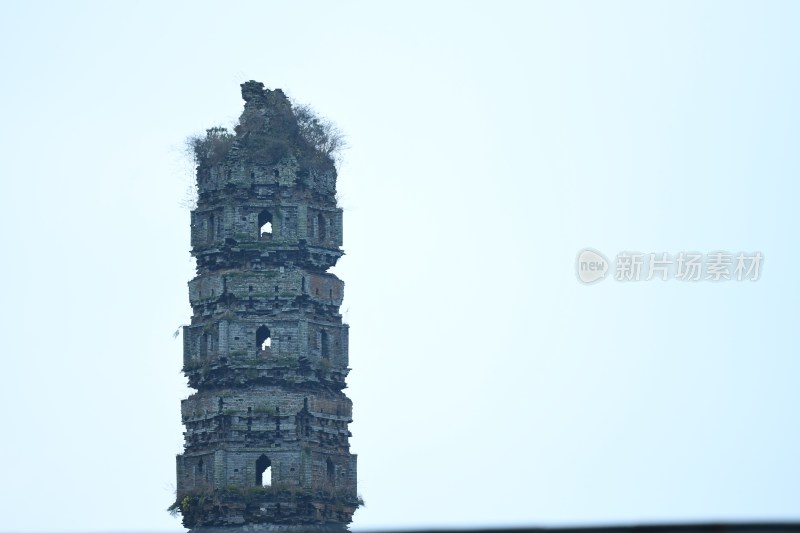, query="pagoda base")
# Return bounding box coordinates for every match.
[191,526,348,533]
[173,486,359,531]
